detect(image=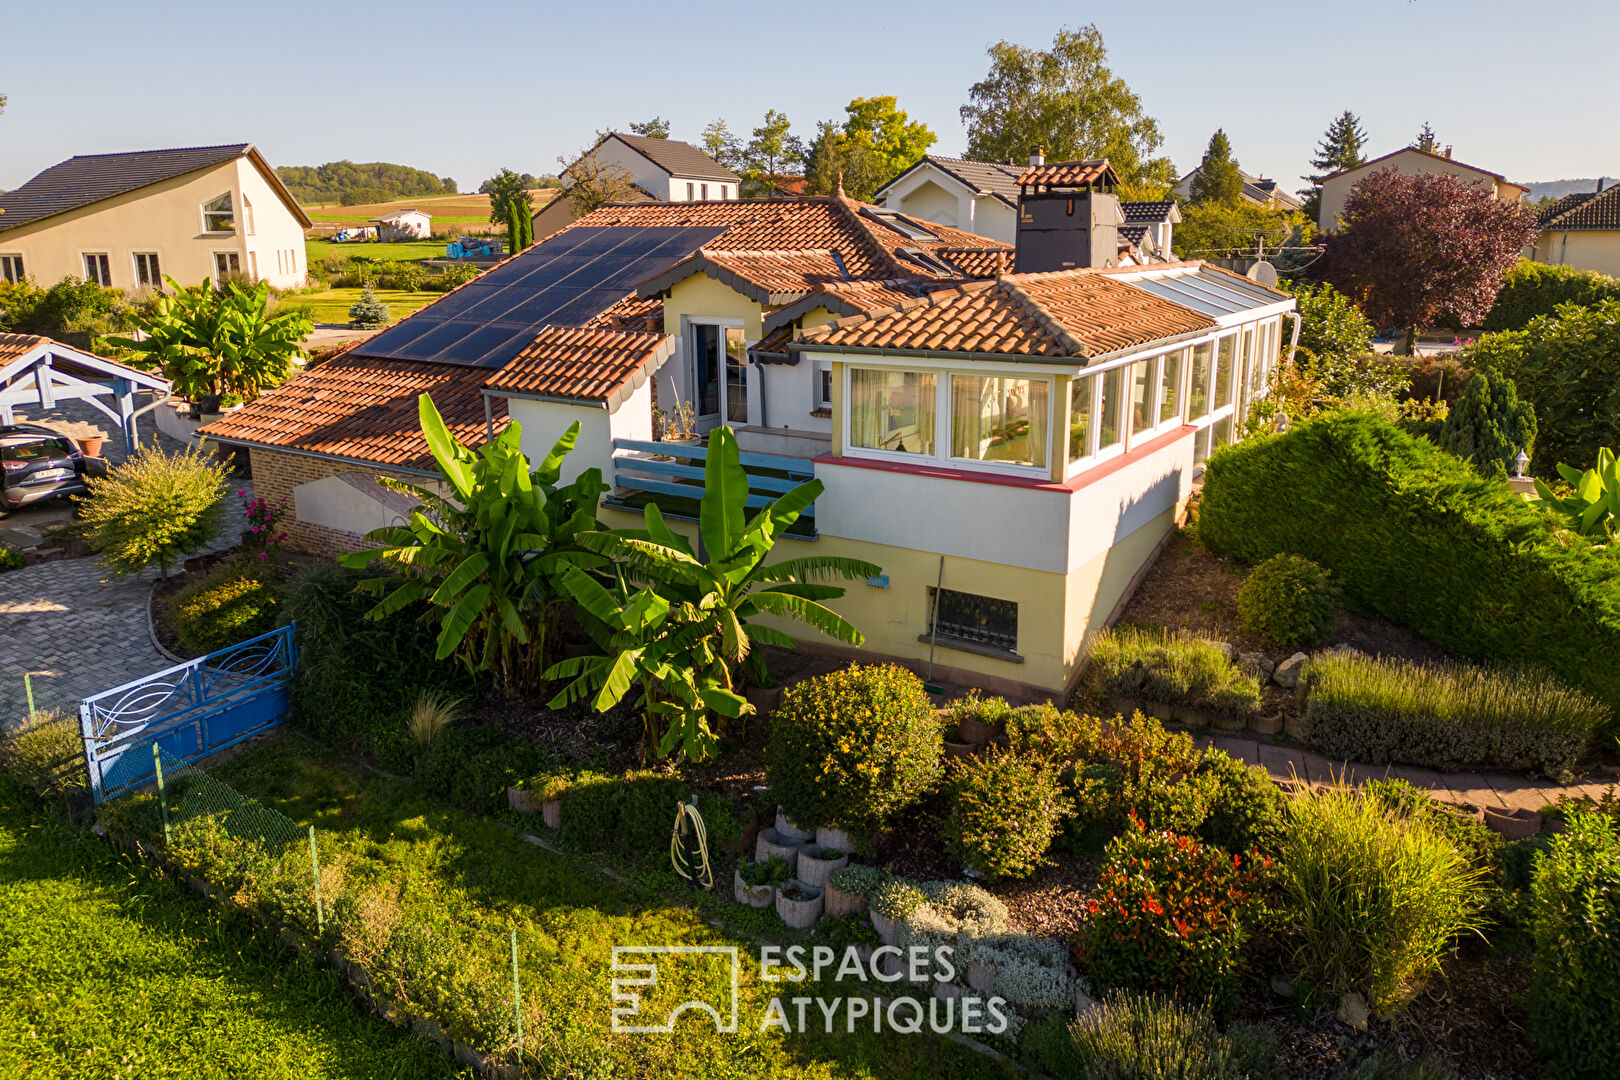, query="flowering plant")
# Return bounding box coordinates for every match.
[238,489,288,557]
[1076,816,1272,1018]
